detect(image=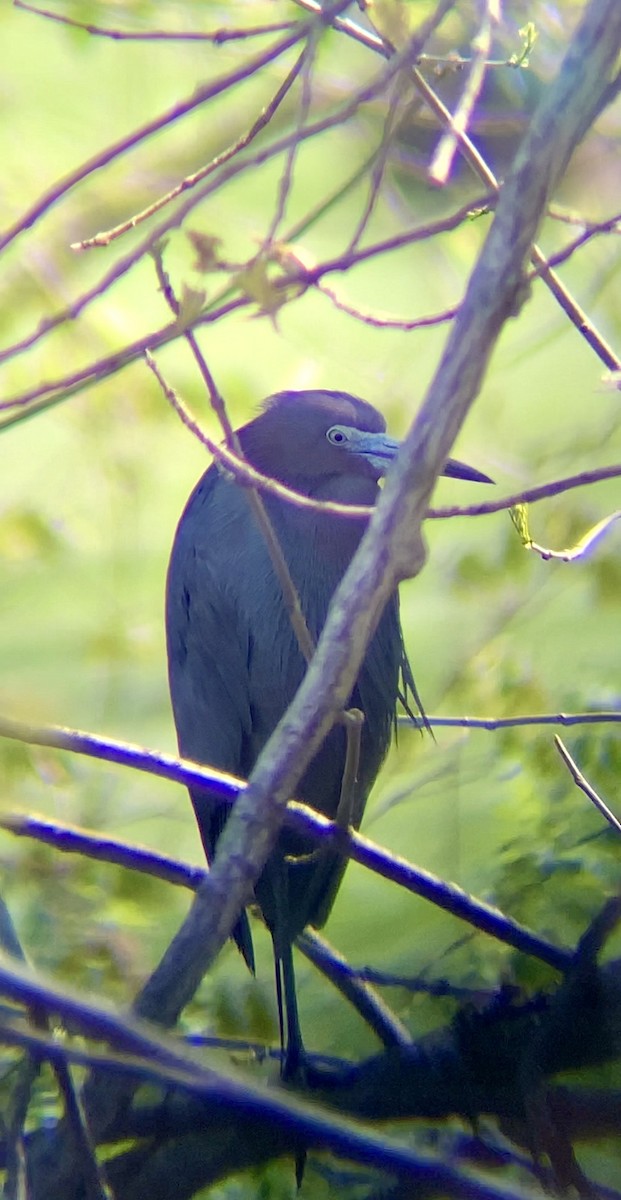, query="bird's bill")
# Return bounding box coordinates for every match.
[343,430,401,472]
[342,428,492,484]
[442,457,493,485]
